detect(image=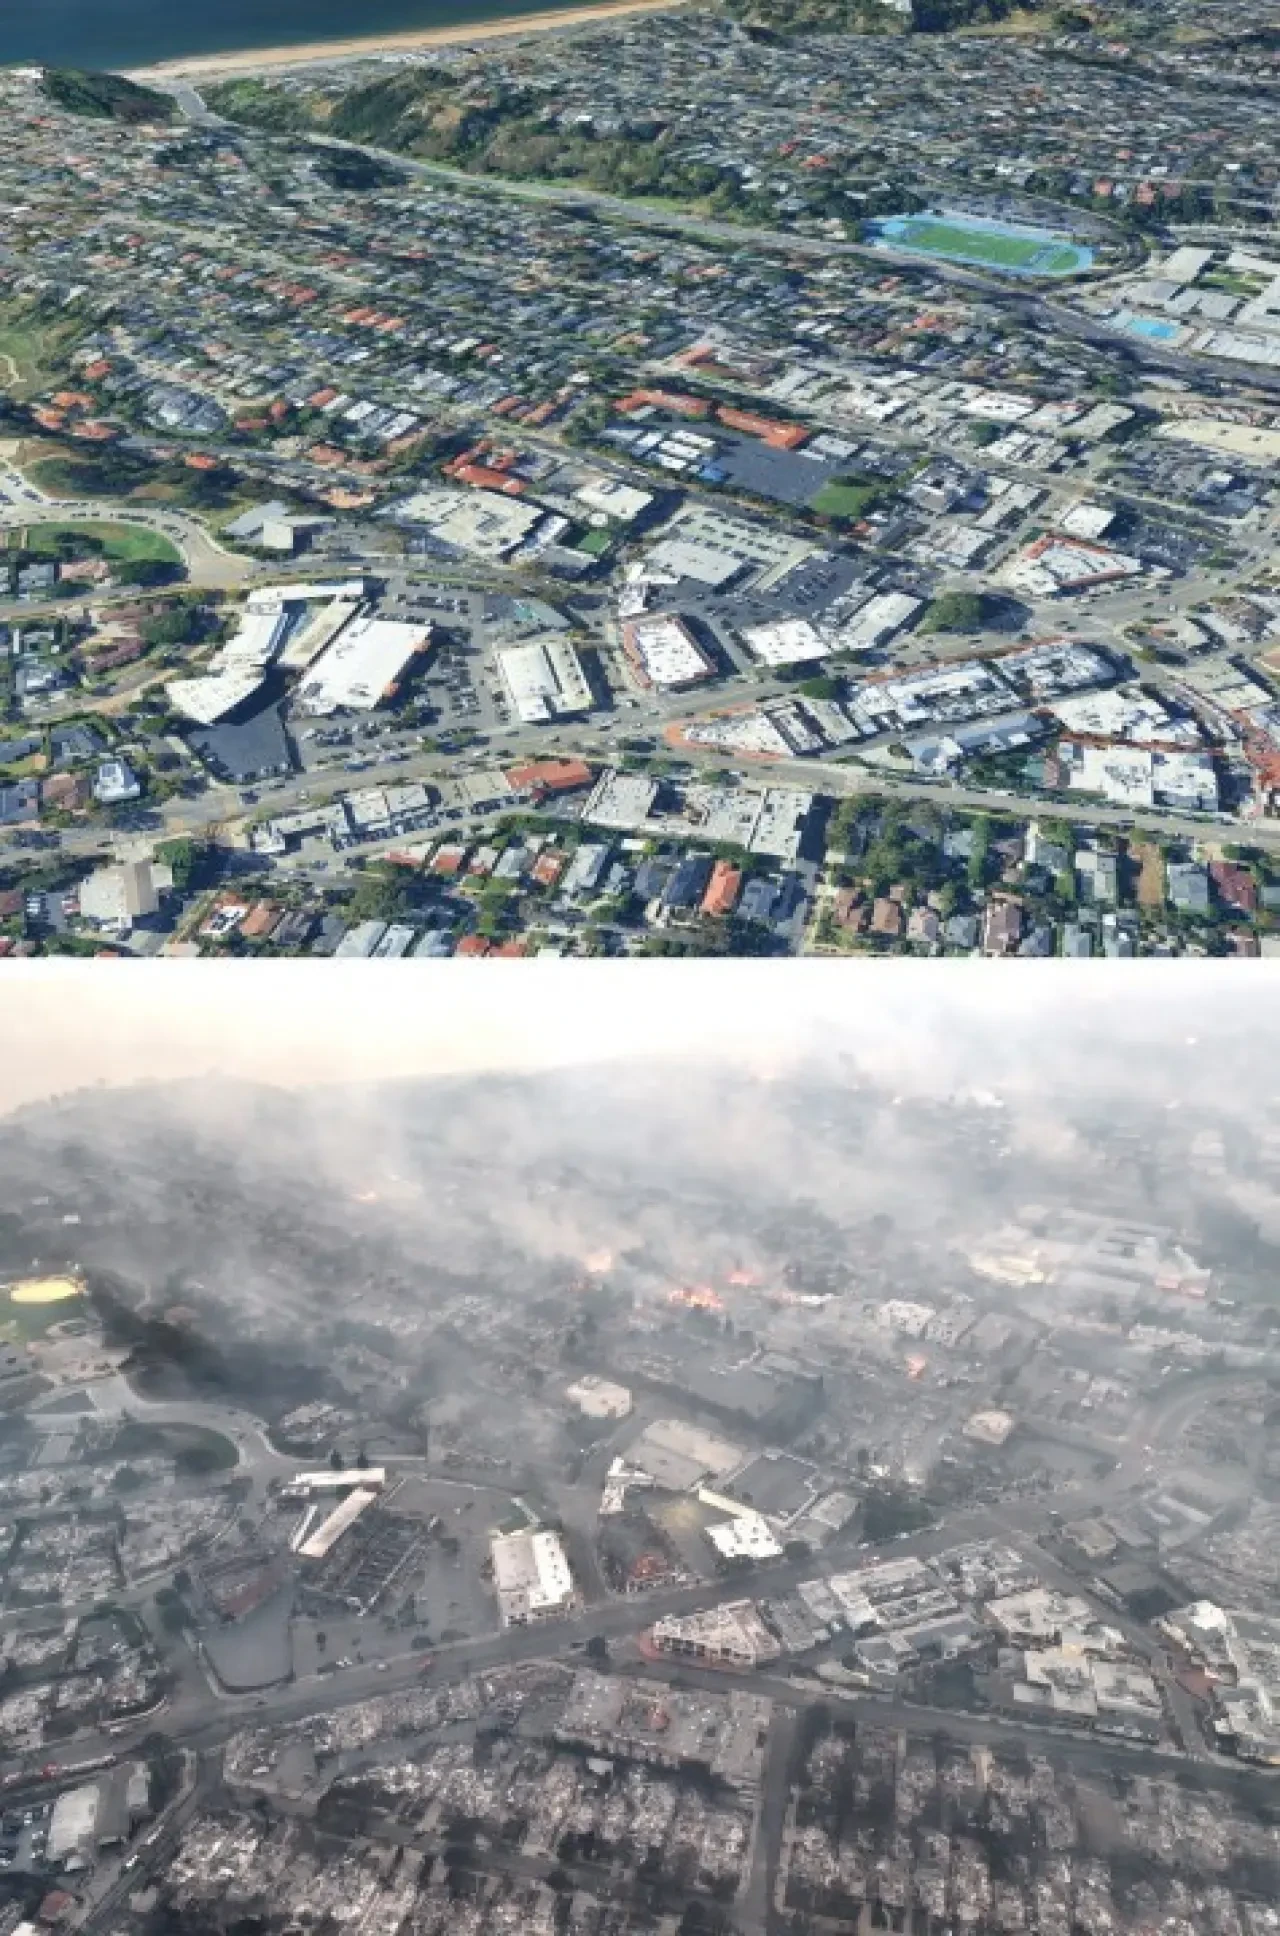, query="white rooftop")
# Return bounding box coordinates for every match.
[740,617,830,667]
[497,636,592,724]
[295,1486,378,1559]
[297,614,432,714]
[491,1527,575,1620]
[622,613,714,688]
[166,668,266,726]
